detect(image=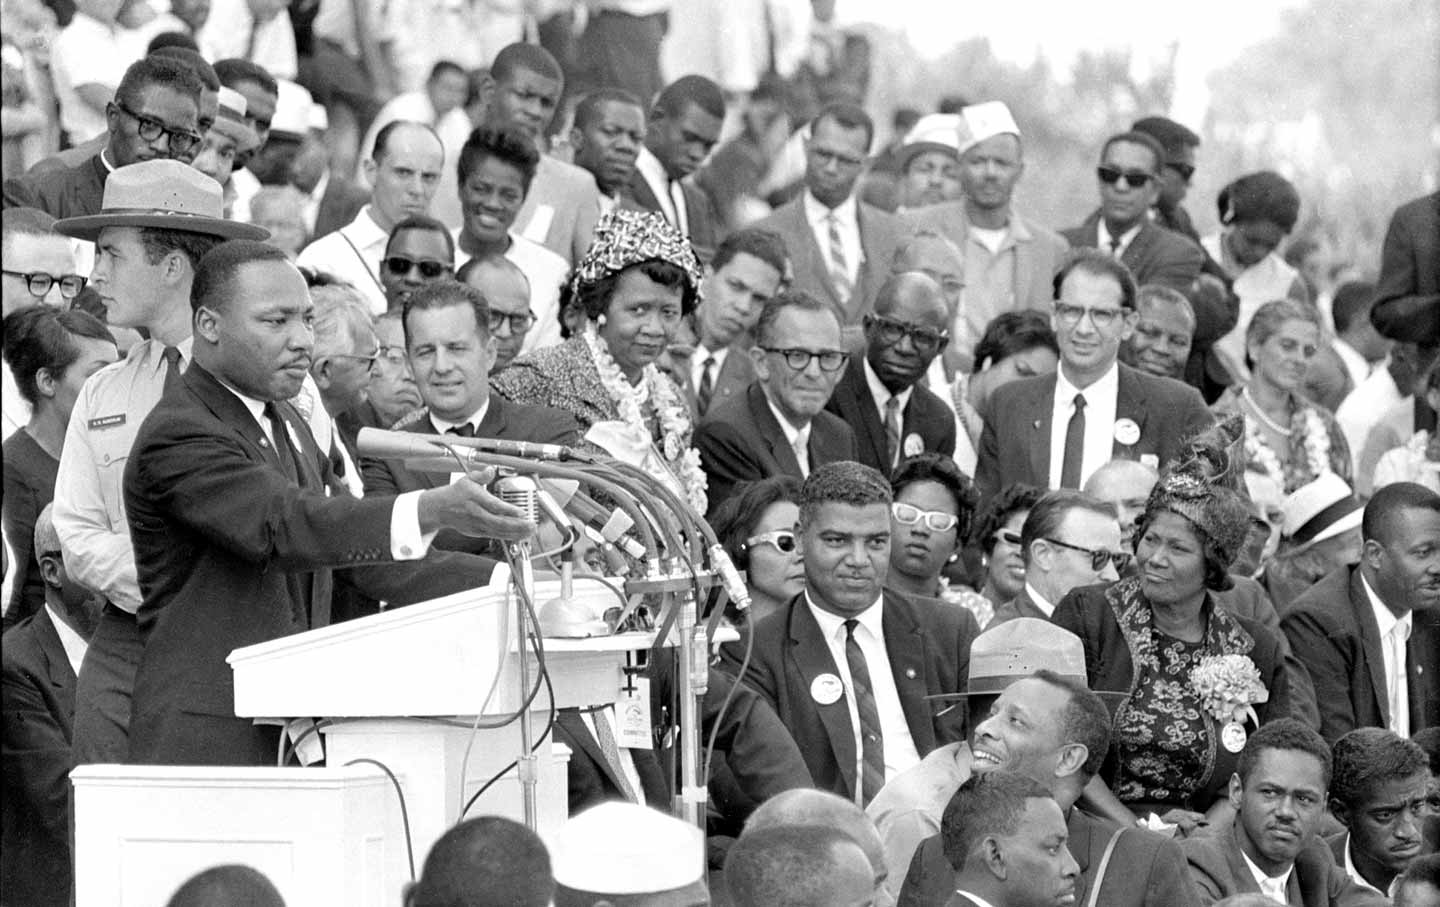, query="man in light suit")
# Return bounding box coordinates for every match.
[1281,482,1440,745]
[825,272,956,474]
[124,241,536,766]
[696,291,858,516]
[942,772,1080,907]
[749,103,905,331]
[974,250,1214,501]
[1061,130,1204,295]
[721,462,975,807]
